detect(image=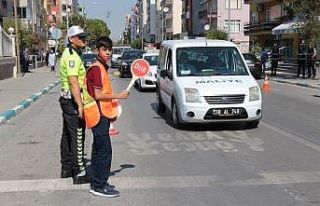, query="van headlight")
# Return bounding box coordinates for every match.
[185,88,201,103]
[249,86,260,101]
[122,62,128,66]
